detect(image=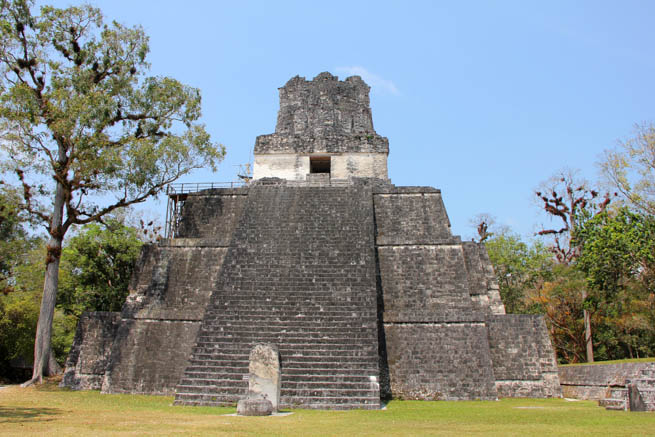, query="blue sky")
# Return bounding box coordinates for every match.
[43,1,655,239]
